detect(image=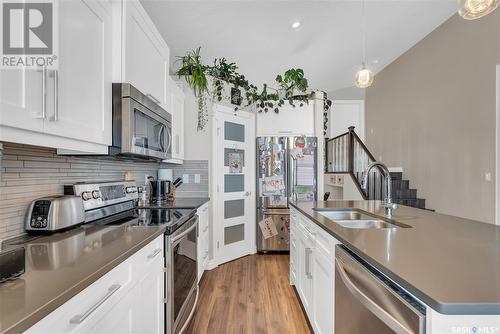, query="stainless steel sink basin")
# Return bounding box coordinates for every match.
[313,209,410,229]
